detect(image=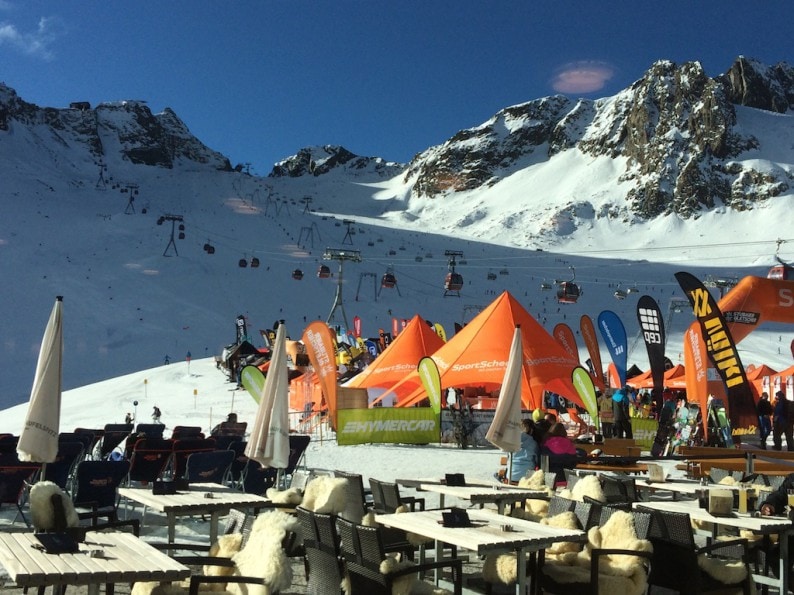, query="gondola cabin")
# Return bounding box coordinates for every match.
[238,258,248,268]
[487,272,497,281]
[557,282,580,304]
[292,269,304,280]
[445,272,464,292]
[768,263,794,281]
[317,265,331,279]
[381,271,397,288]
[250,257,260,268]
